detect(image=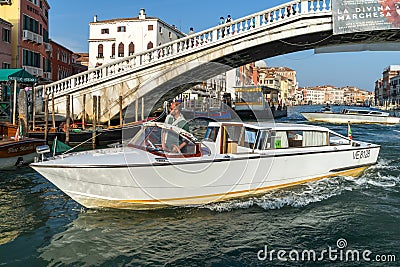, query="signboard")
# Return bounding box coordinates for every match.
[332,0,400,34]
